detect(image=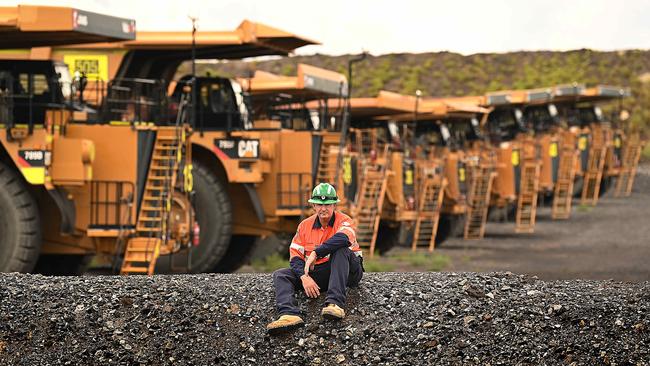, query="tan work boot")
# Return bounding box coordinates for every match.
[321,304,345,320]
[266,315,304,335]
